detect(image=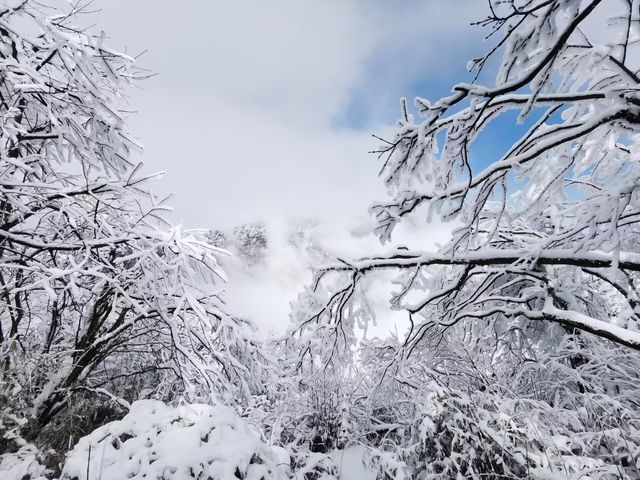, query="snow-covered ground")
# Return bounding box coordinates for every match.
[59,400,290,480]
[329,446,376,480]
